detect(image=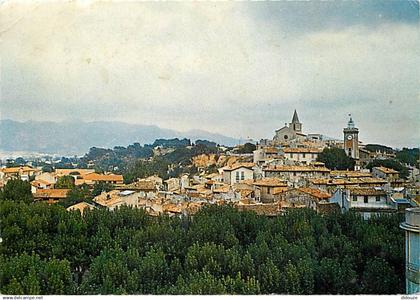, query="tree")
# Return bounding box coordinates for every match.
[317,147,355,170]
[0,179,33,204]
[91,182,114,197]
[361,257,400,294]
[56,175,76,189]
[237,143,257,154]
[62,185,91,208]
